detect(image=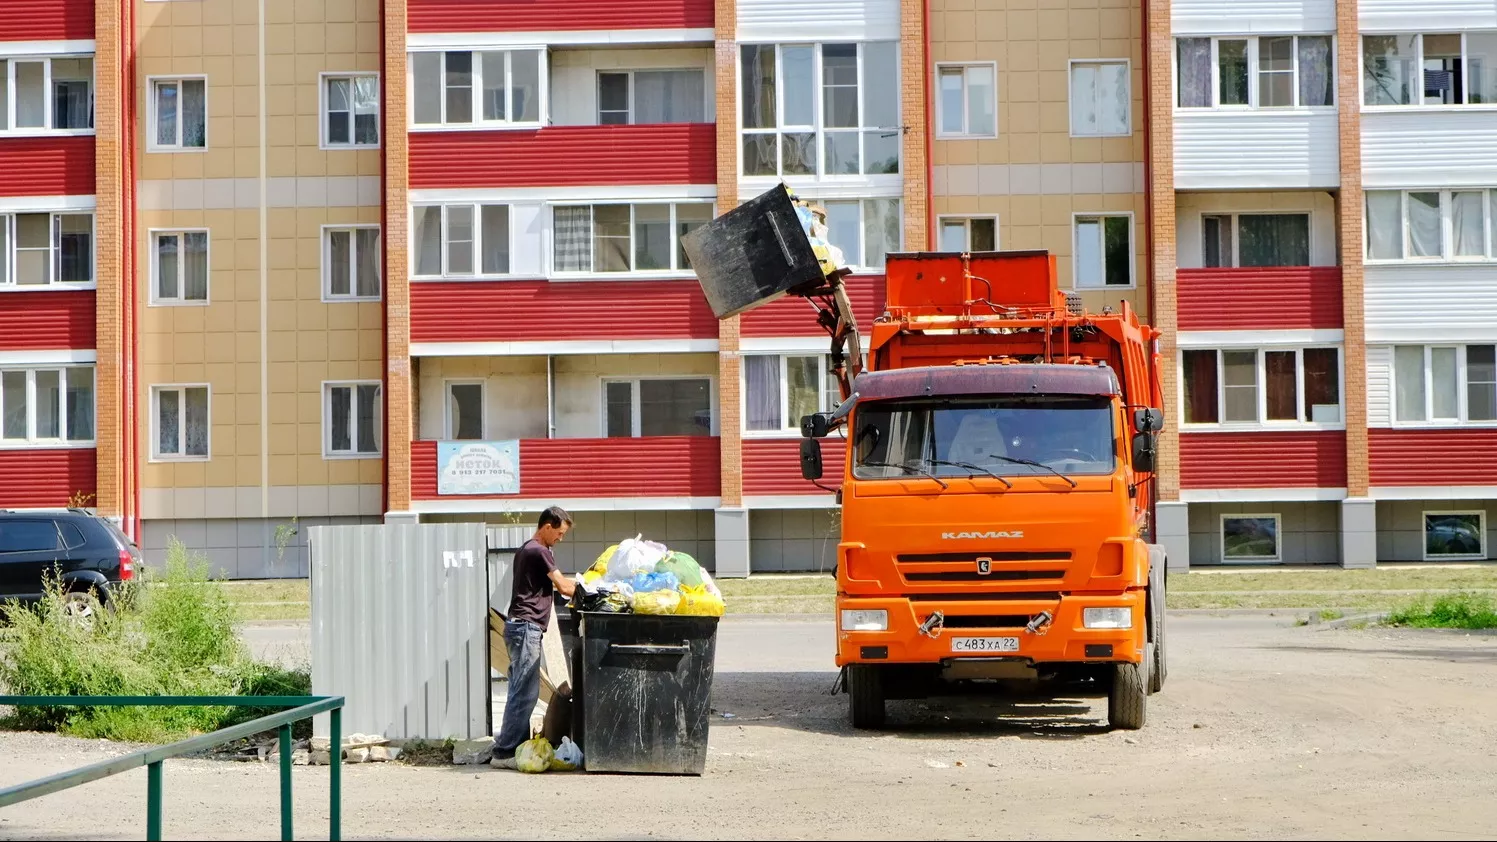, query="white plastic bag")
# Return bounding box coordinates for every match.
[698,566,722,598]
[604,535,669,582]
[549,736,584,772]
